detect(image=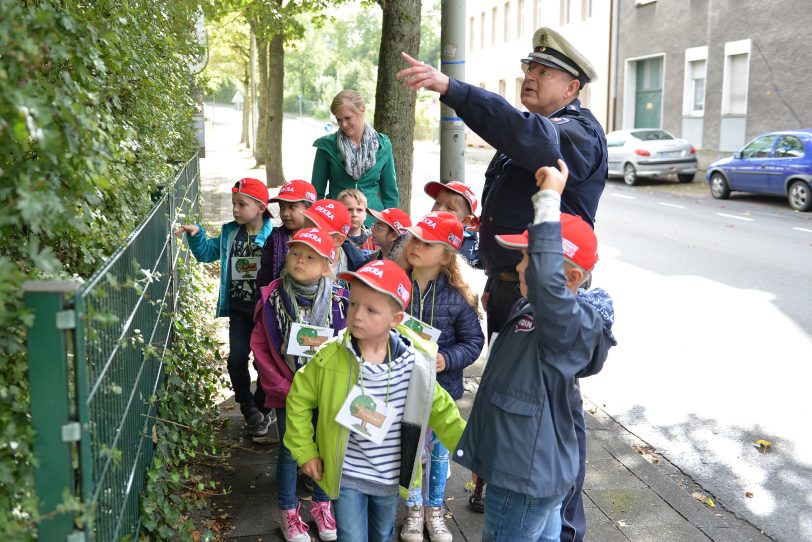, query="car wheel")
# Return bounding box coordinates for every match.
[788,180,812,212]
[677,173,694,183]
[623,163,638,186]
[710,172,731,199]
